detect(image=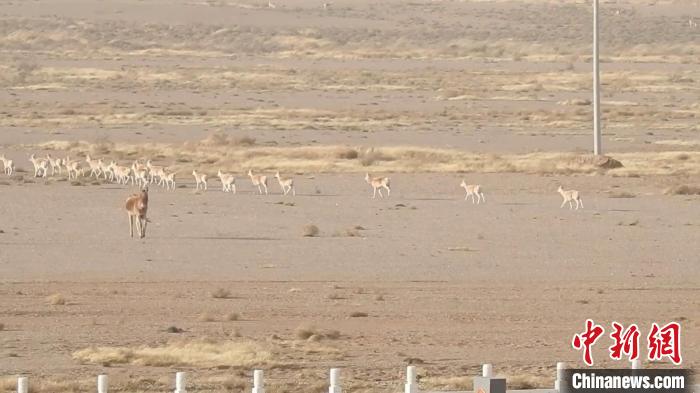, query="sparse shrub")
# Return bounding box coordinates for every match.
[224,312,240,321]
[46,293,66,305]
[165,326,184,333]
[349,312,368,318]
[336,147,359,159]
[374,294,385,301]
[302,224,319,237]
[326,293,344,300]
[211,288,233,299]
[0,322,4,331]
[294,325,340,340]
[665,185,700,195]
